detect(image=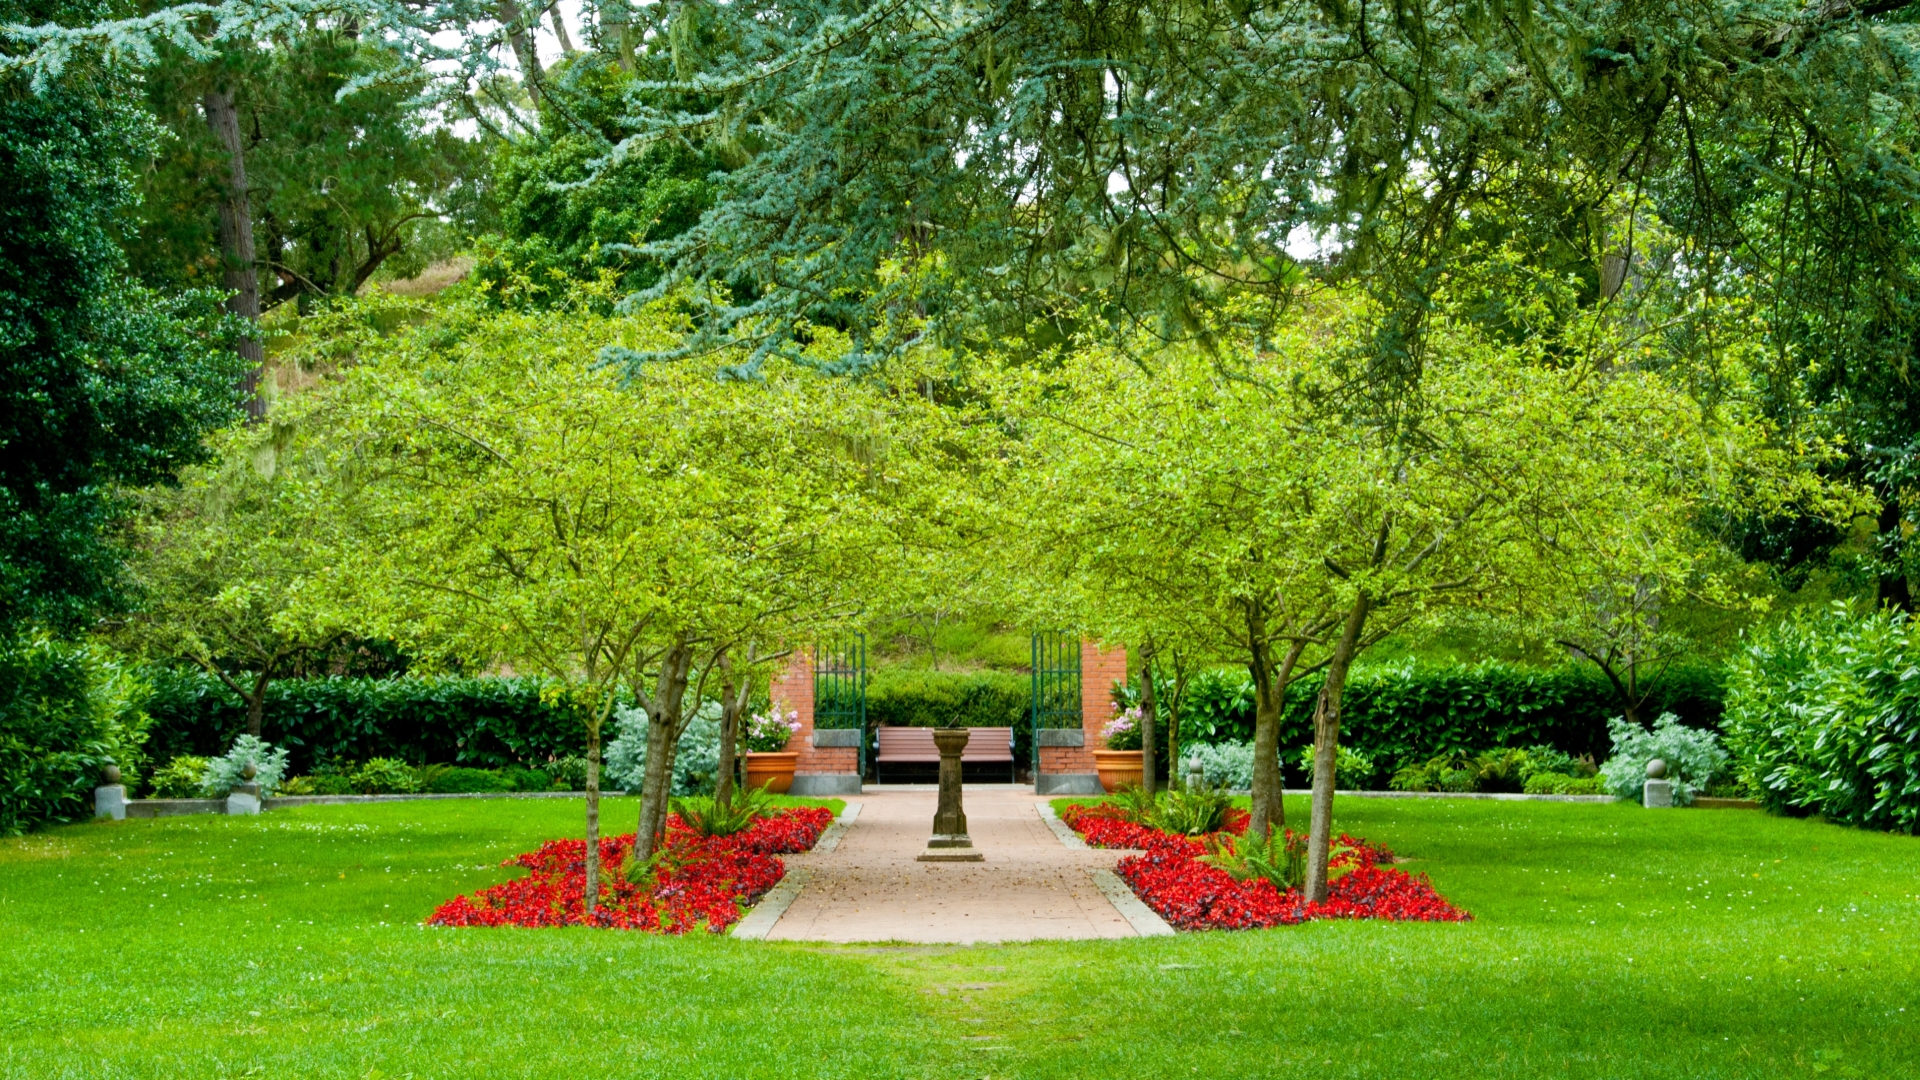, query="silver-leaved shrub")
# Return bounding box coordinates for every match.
[200,735,290,797]
[1181,741,1257,790]
[605,702,721,796]
[1598,714,1727,806]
